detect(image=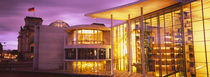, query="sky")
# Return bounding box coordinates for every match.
[0,0,138,50]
